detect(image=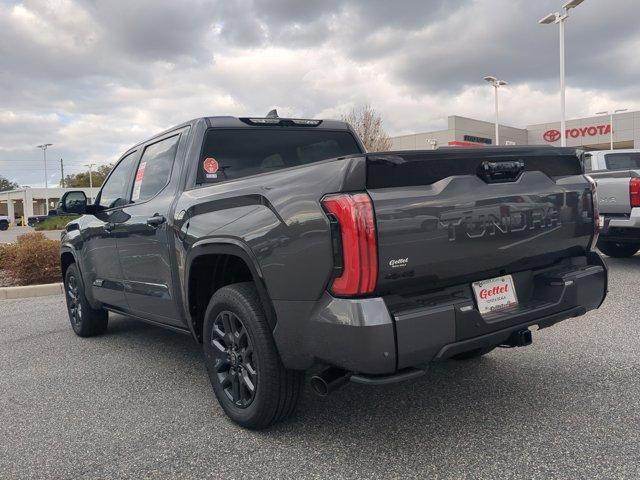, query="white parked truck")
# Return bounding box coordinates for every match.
[585,149,640,257]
